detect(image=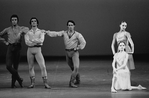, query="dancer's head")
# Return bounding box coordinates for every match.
[30,17,39,27]
[118,41,126,52]
[10,14,19,26]
[67,20,75,31]
[120,21,127,31]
